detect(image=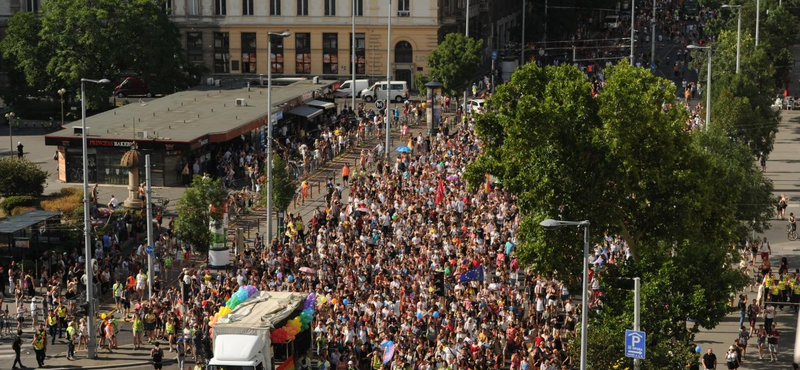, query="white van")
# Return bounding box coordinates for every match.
[338,79,369,98]
[360,81,409,103]
[604,15,621,29]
